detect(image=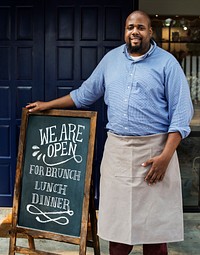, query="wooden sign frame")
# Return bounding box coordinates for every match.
[9,108,100,255]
